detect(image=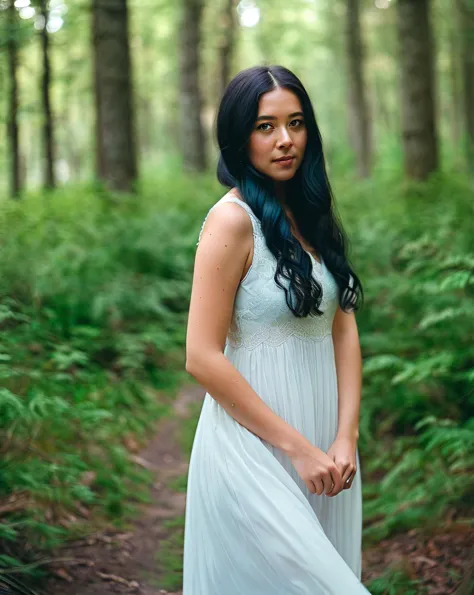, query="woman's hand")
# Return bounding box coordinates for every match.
[288,442,344,497]
[325,436,358,496]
